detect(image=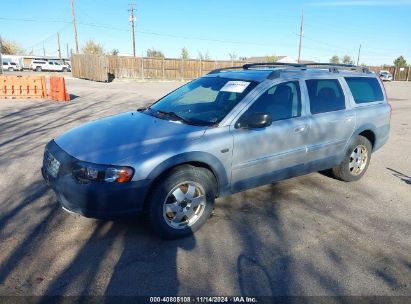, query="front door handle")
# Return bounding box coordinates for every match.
[294,125,307,133]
